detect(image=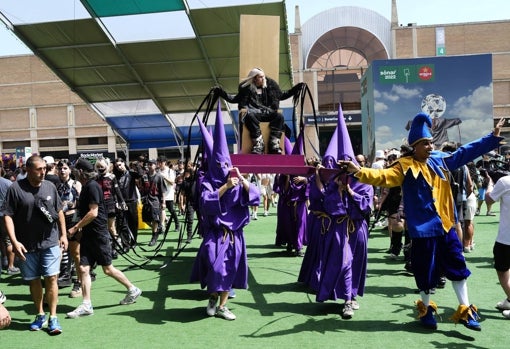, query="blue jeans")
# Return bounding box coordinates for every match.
[19,245,61,281]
